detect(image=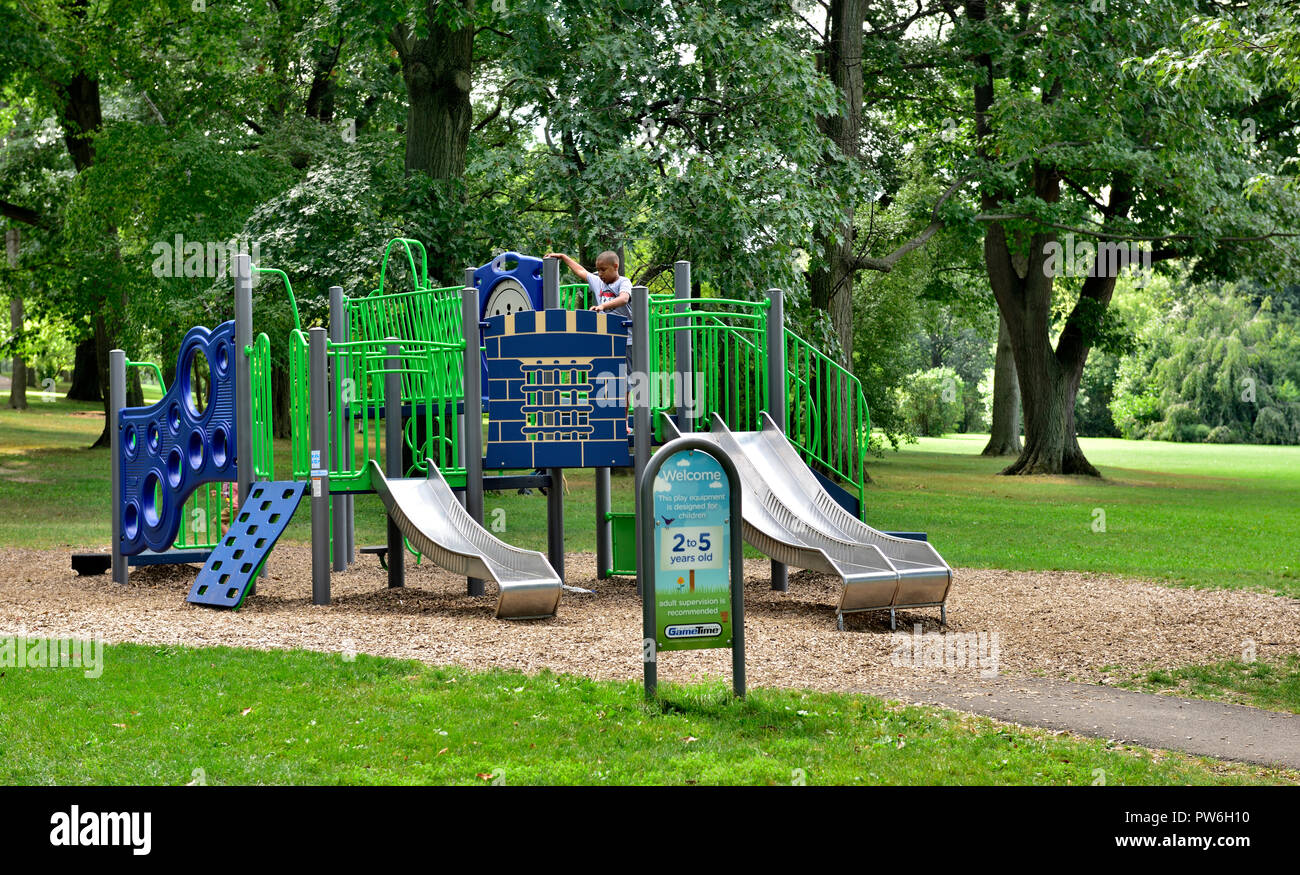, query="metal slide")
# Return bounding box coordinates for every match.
[665,413,952,627]
[368,460,561,619]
